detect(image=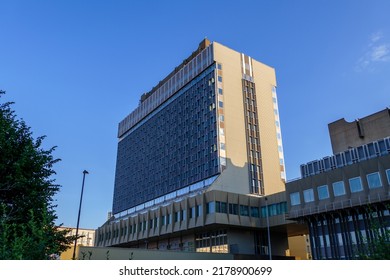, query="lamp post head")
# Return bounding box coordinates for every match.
[83,170,89,175]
